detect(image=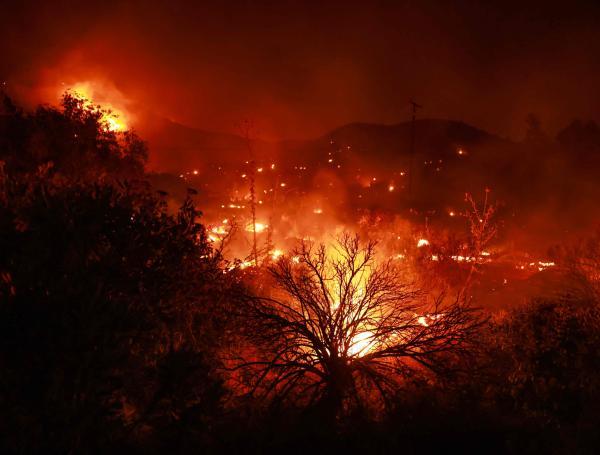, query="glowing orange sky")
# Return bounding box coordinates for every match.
[65,81,130,132]
[2,1,600,140]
